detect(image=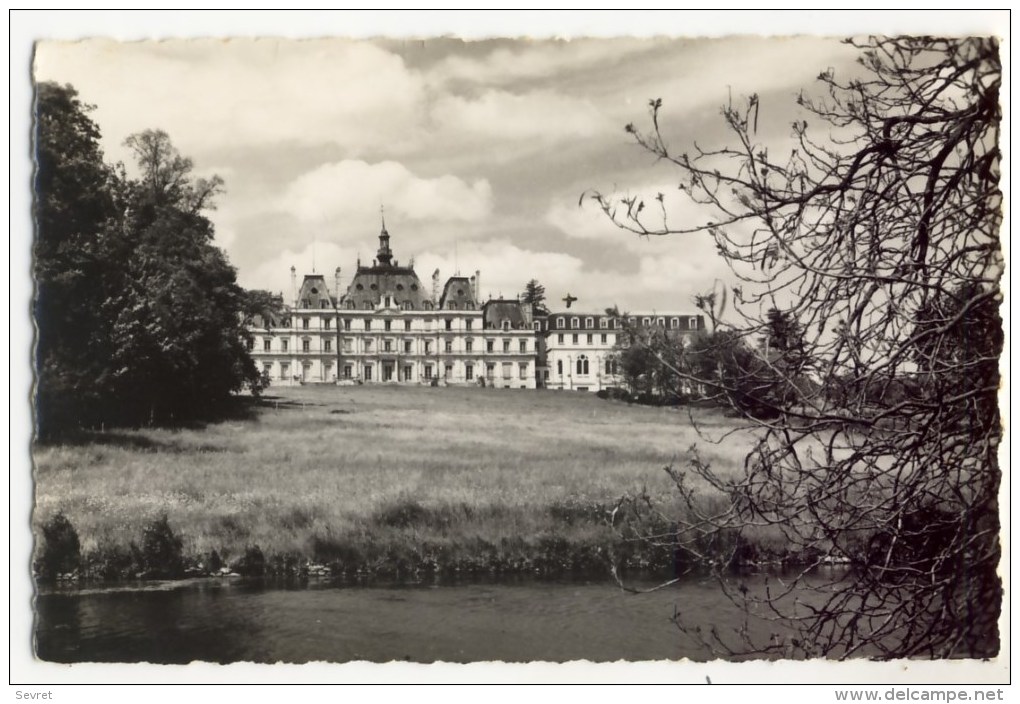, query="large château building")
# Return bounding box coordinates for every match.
[247,222,538,388]
[246,220,706,391]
